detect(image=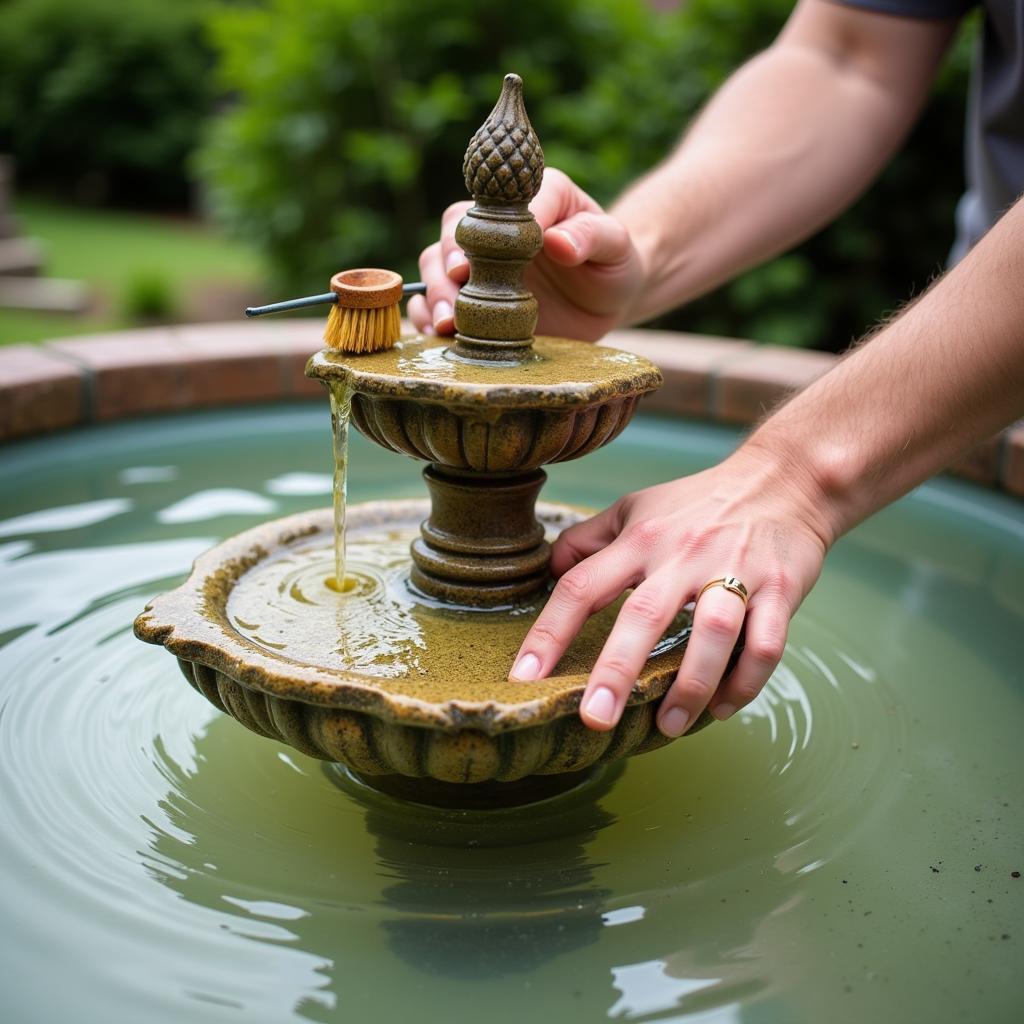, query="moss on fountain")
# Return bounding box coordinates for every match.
[135,503,730,786]
[136,72,737,796]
